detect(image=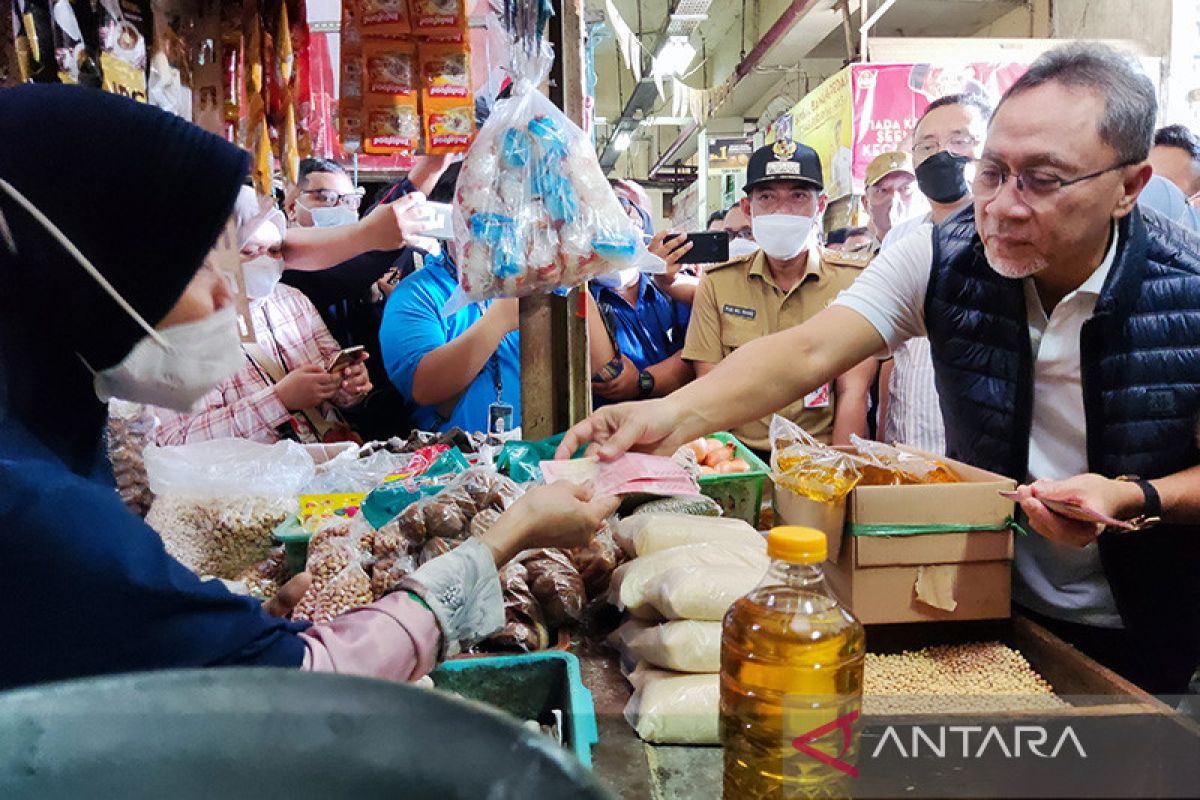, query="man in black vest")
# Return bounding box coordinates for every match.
[561,42,1200,696]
